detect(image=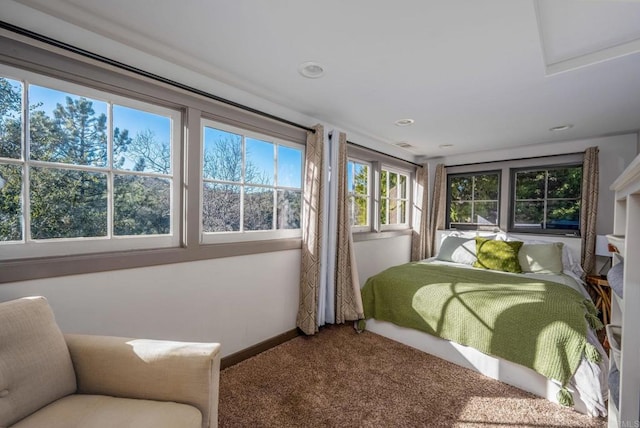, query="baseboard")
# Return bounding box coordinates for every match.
[221,328,300,369]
